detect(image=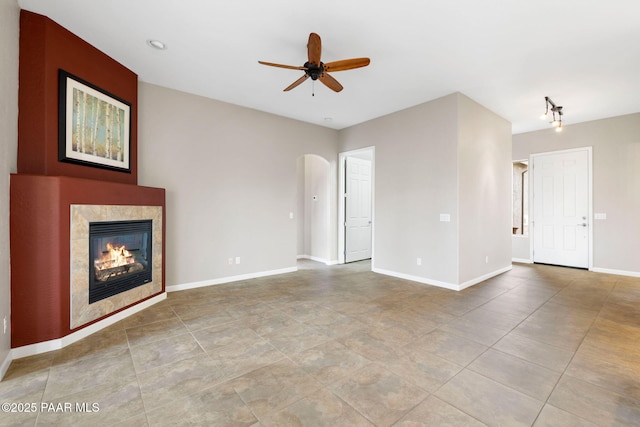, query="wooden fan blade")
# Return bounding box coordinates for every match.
[319,72,343,92]
[284,74,309,91]
[258,61,307,71]
[307,33,322,66]
[324,58,370,72]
